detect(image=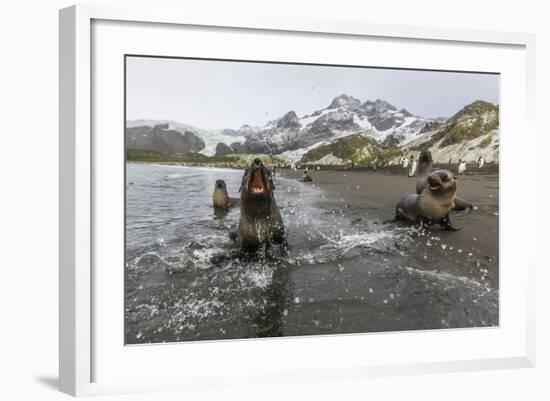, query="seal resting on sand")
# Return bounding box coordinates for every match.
[389,170,463,231]
[212,179,240,210]
[235,158,286,251]
[415,150,472,215]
